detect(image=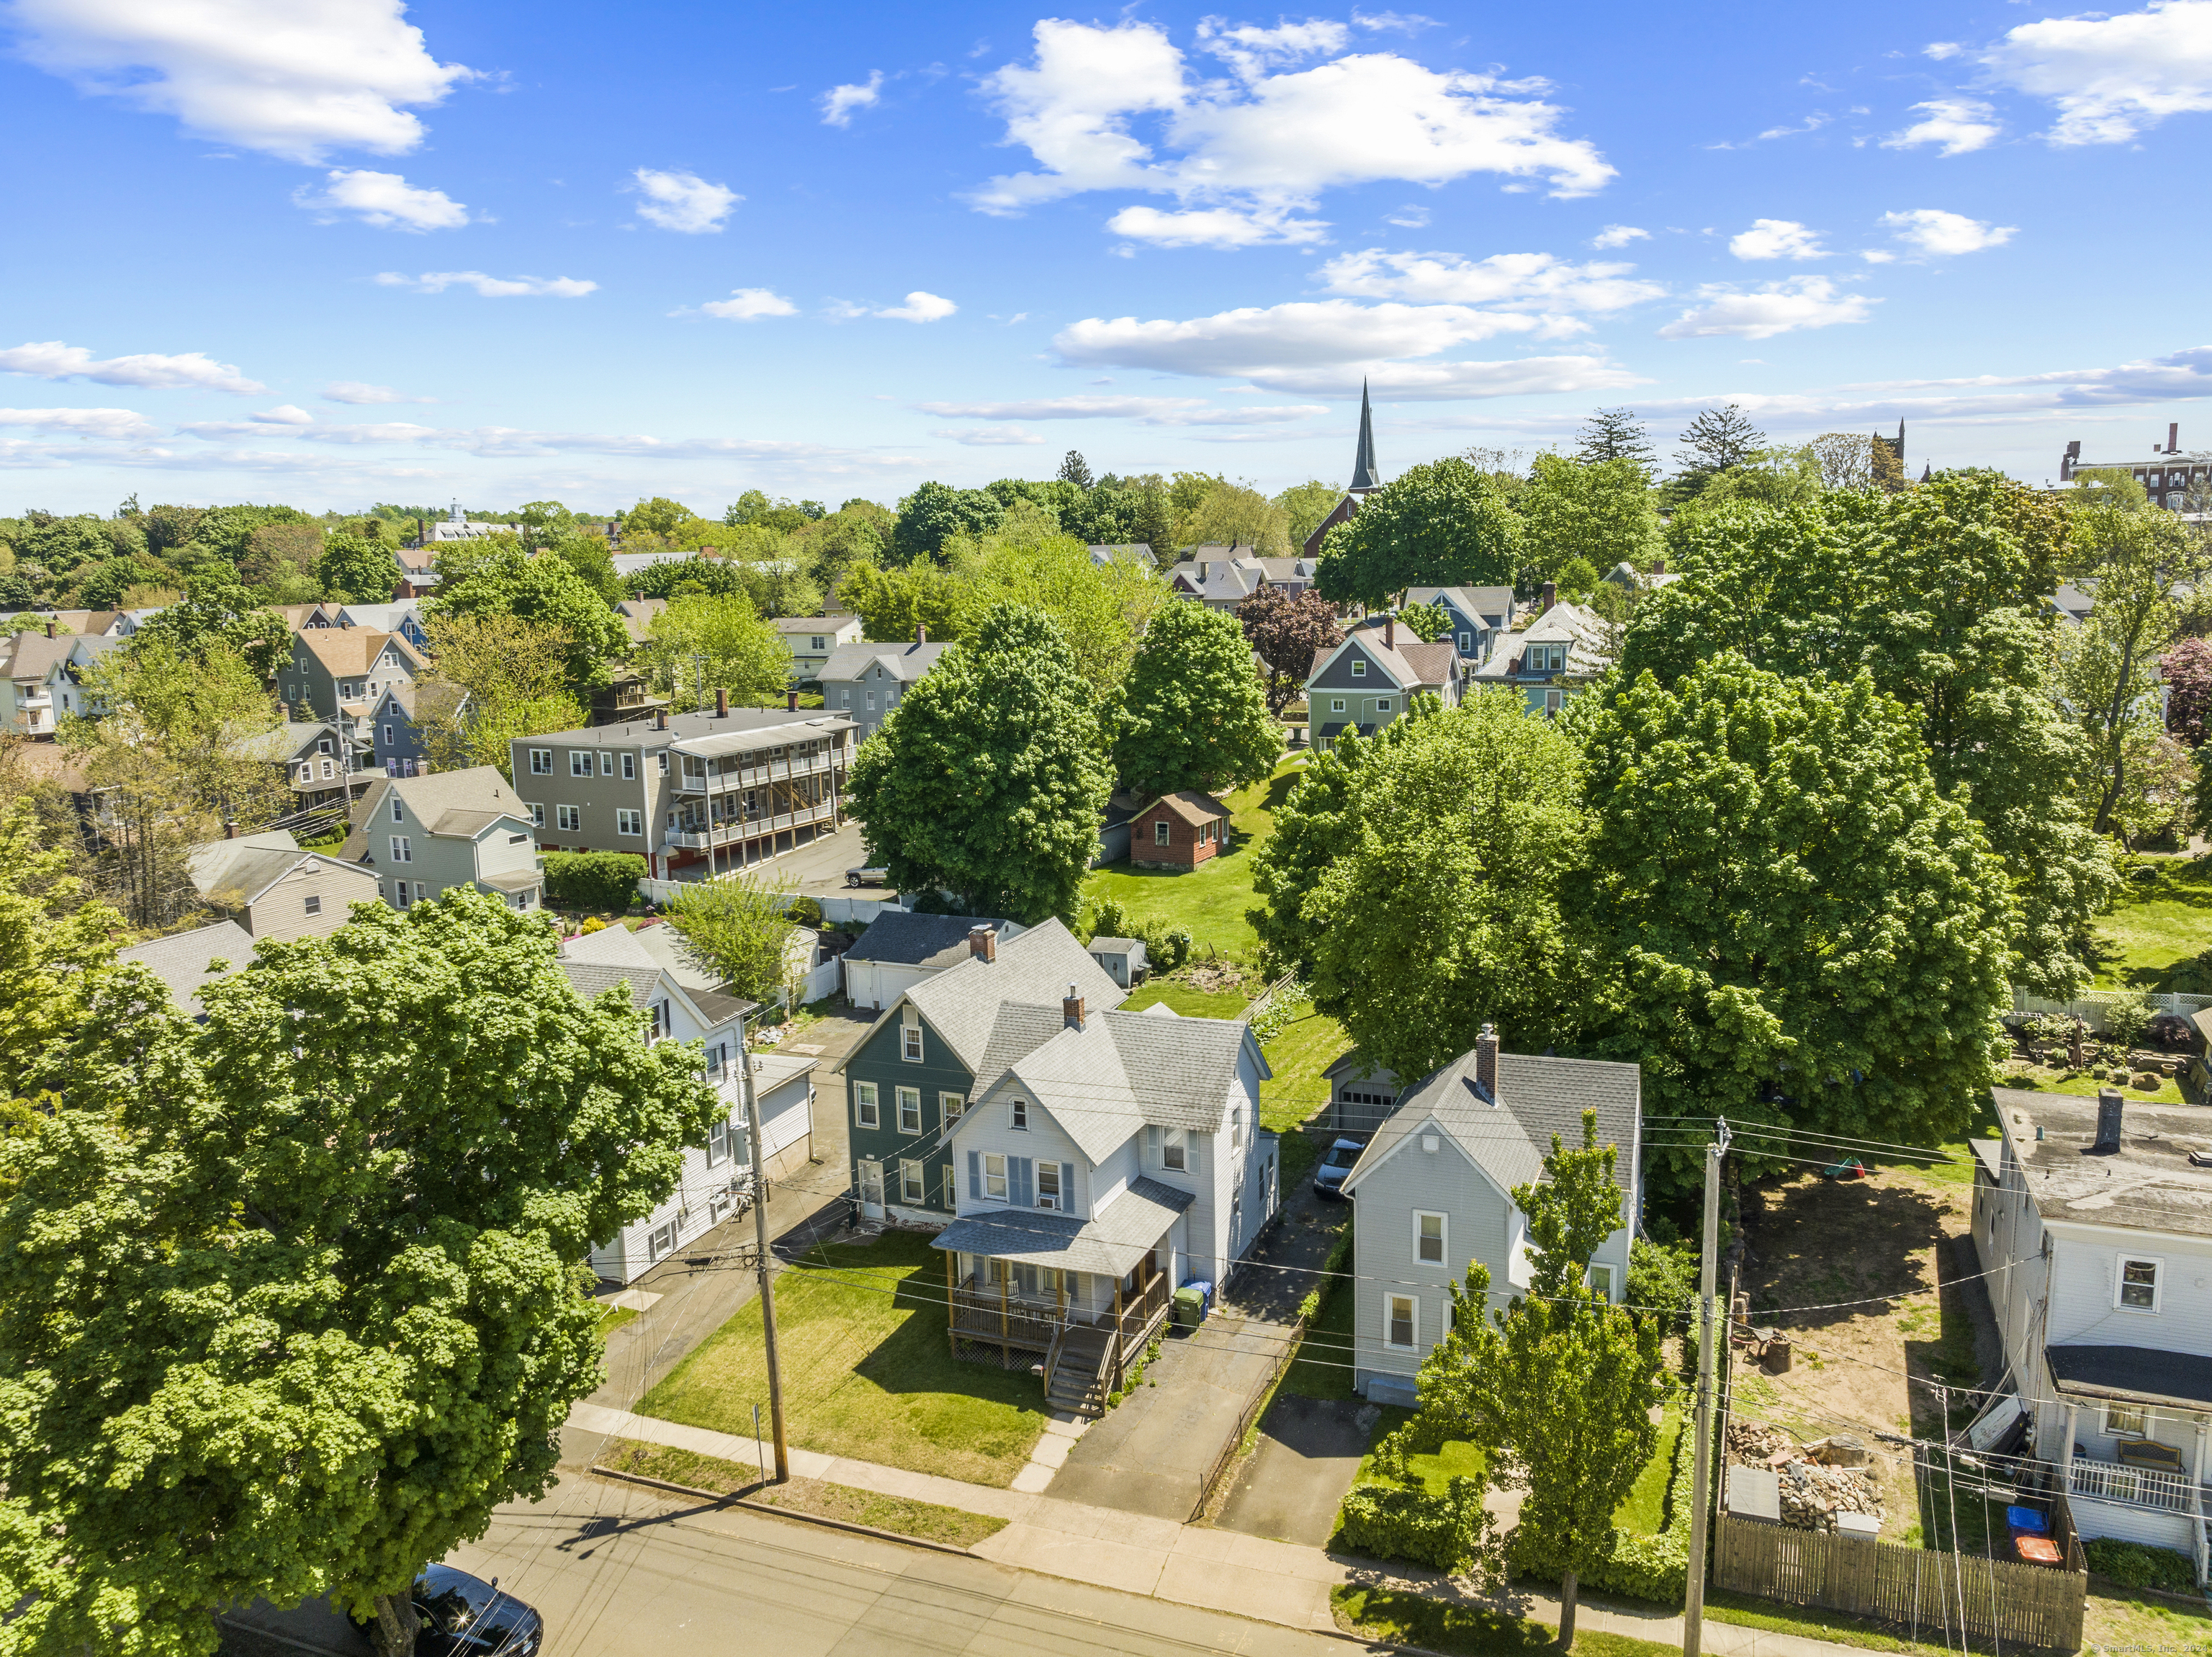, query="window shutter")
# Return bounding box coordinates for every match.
[1011,1157,1033,1208]
[1062,1162,1076,1214]
[1188,1136,1200,1177]
[1145,1125,1160,1164]
[968,1150,981,1200]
